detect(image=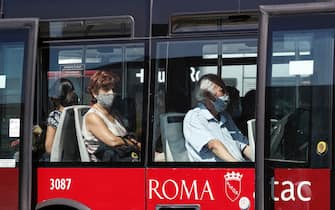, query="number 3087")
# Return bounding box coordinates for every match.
[50,178,72,190]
